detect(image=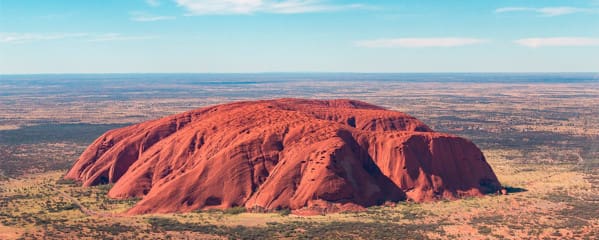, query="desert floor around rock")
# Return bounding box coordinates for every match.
[1,75,597,239]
